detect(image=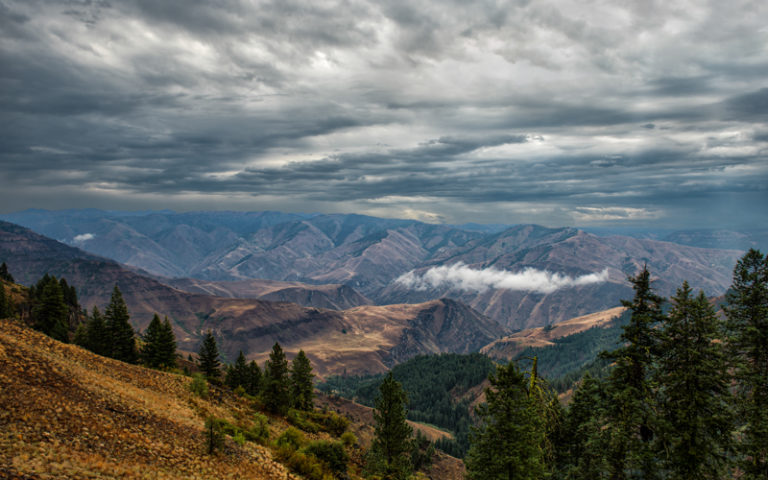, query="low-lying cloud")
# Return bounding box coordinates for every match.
[72,233,95,242]
[395,263,610,294]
